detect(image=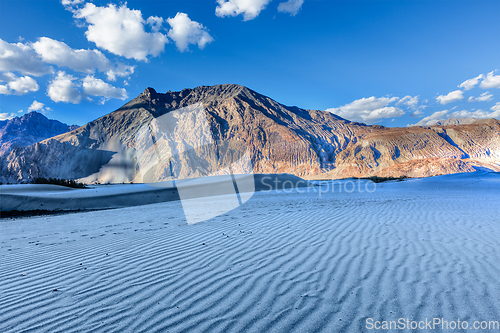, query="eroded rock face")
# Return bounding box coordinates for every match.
[325,119,500,178]
[1,84,499,183]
